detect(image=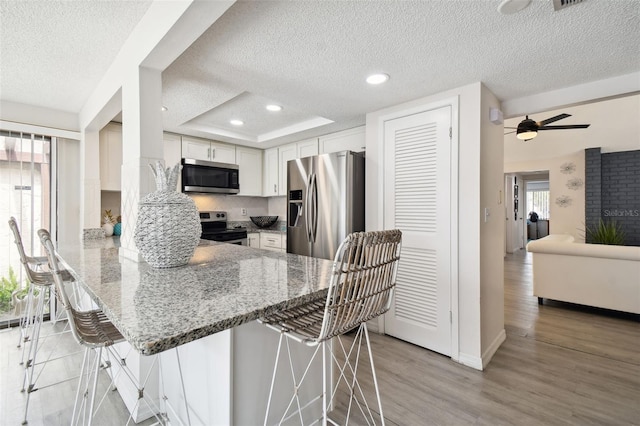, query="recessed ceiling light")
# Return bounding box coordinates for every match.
[366,73,390,85]
[266,104,282,112]
[497,0,531,15]
[230,119,244,126]
[161,106,168,111]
